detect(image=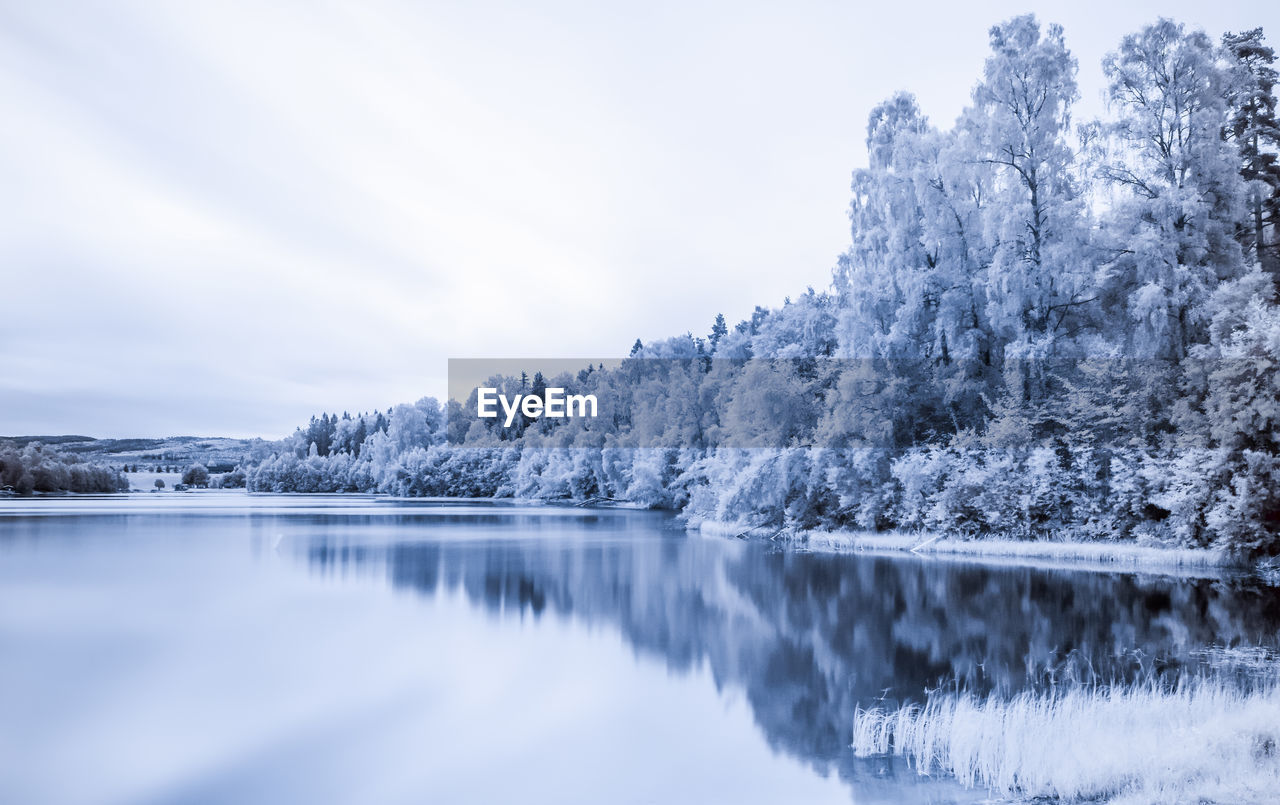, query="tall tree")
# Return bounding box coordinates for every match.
[708,313,728,352]
[832,91,997,441]
[833,91,931,361]
[1100,19,1248,359]
[968,15,1089,365]
[1222,28,1280,283]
